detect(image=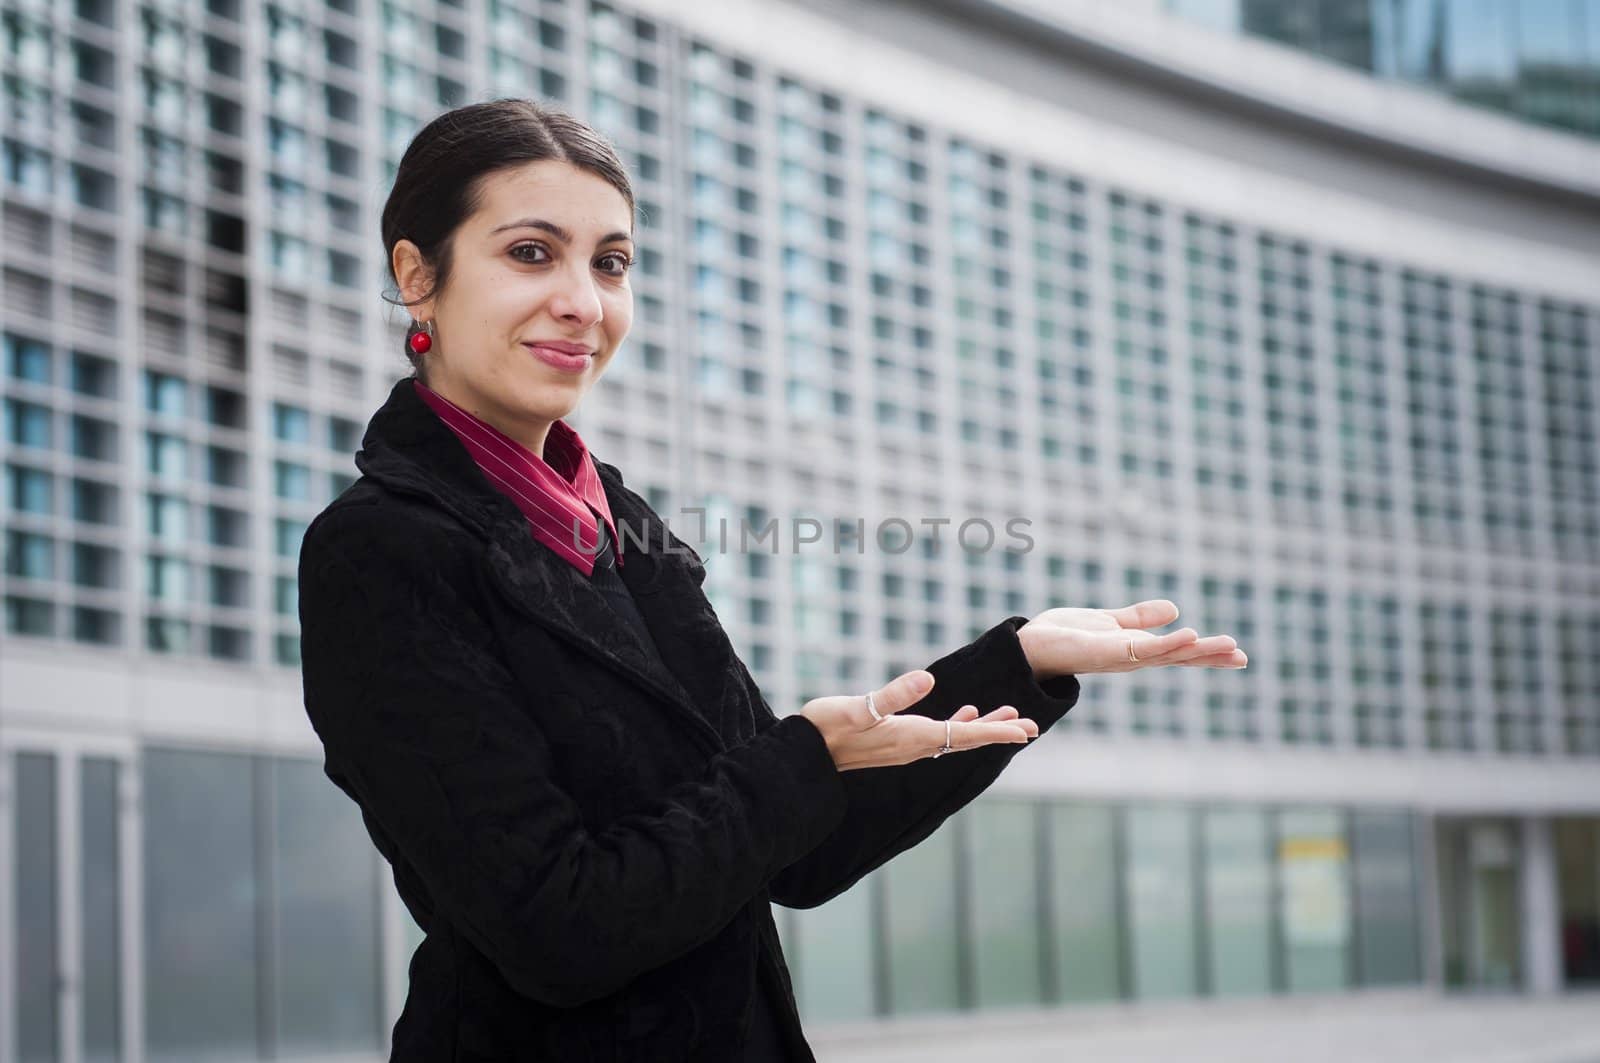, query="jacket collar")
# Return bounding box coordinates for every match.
[353,376,724,752]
